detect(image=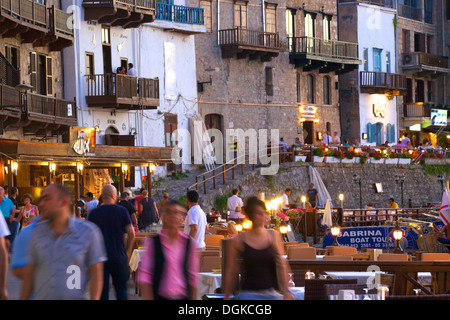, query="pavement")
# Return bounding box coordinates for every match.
[5,267,142,300]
